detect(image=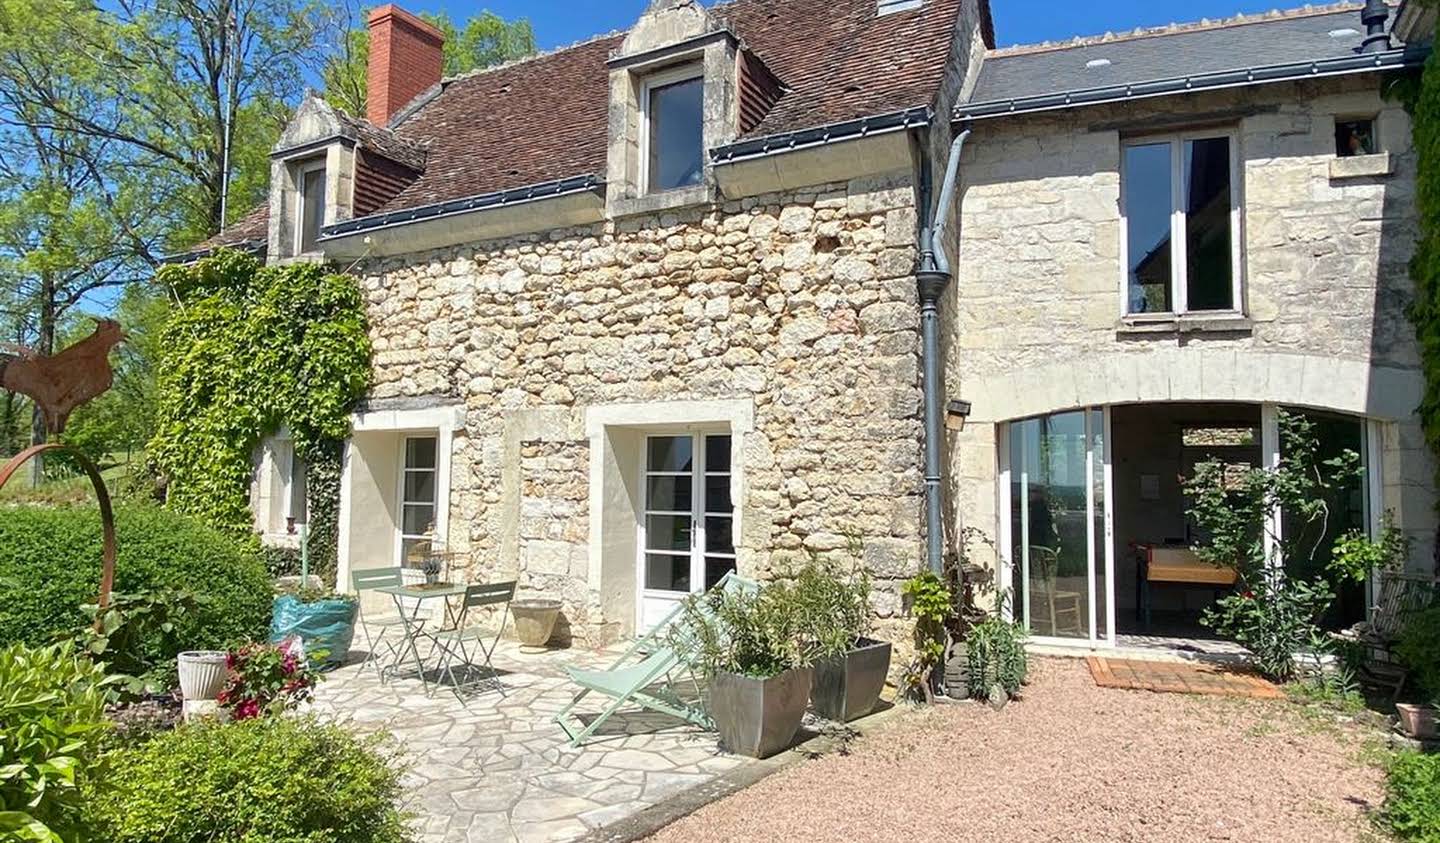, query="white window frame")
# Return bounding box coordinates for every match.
[293,158,327,256]
[1119,130,1244,319]
[639,63,704,196]
[394,433,440,566]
